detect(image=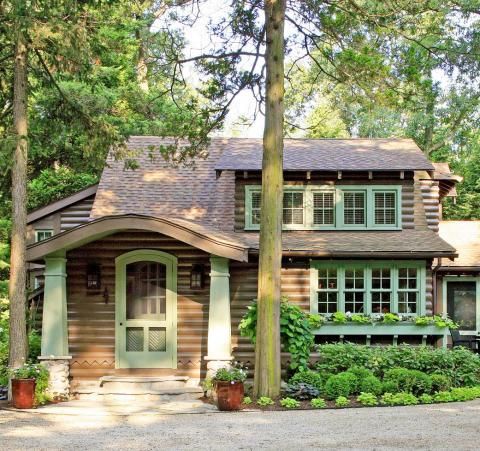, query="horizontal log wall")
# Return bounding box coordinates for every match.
[66,231,212,387]
[234,171,416,231]
[60,195,96,231]
[418,180,440,231]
